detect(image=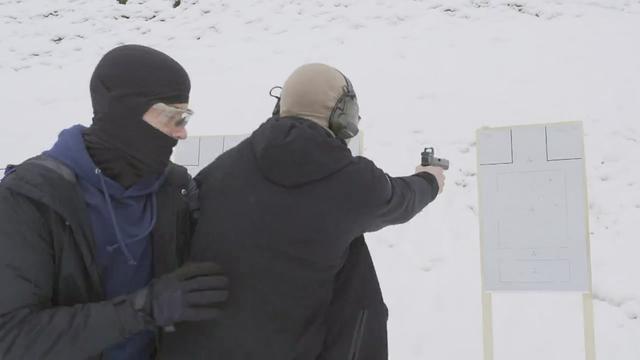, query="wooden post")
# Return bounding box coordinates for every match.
[482,292,494,360]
